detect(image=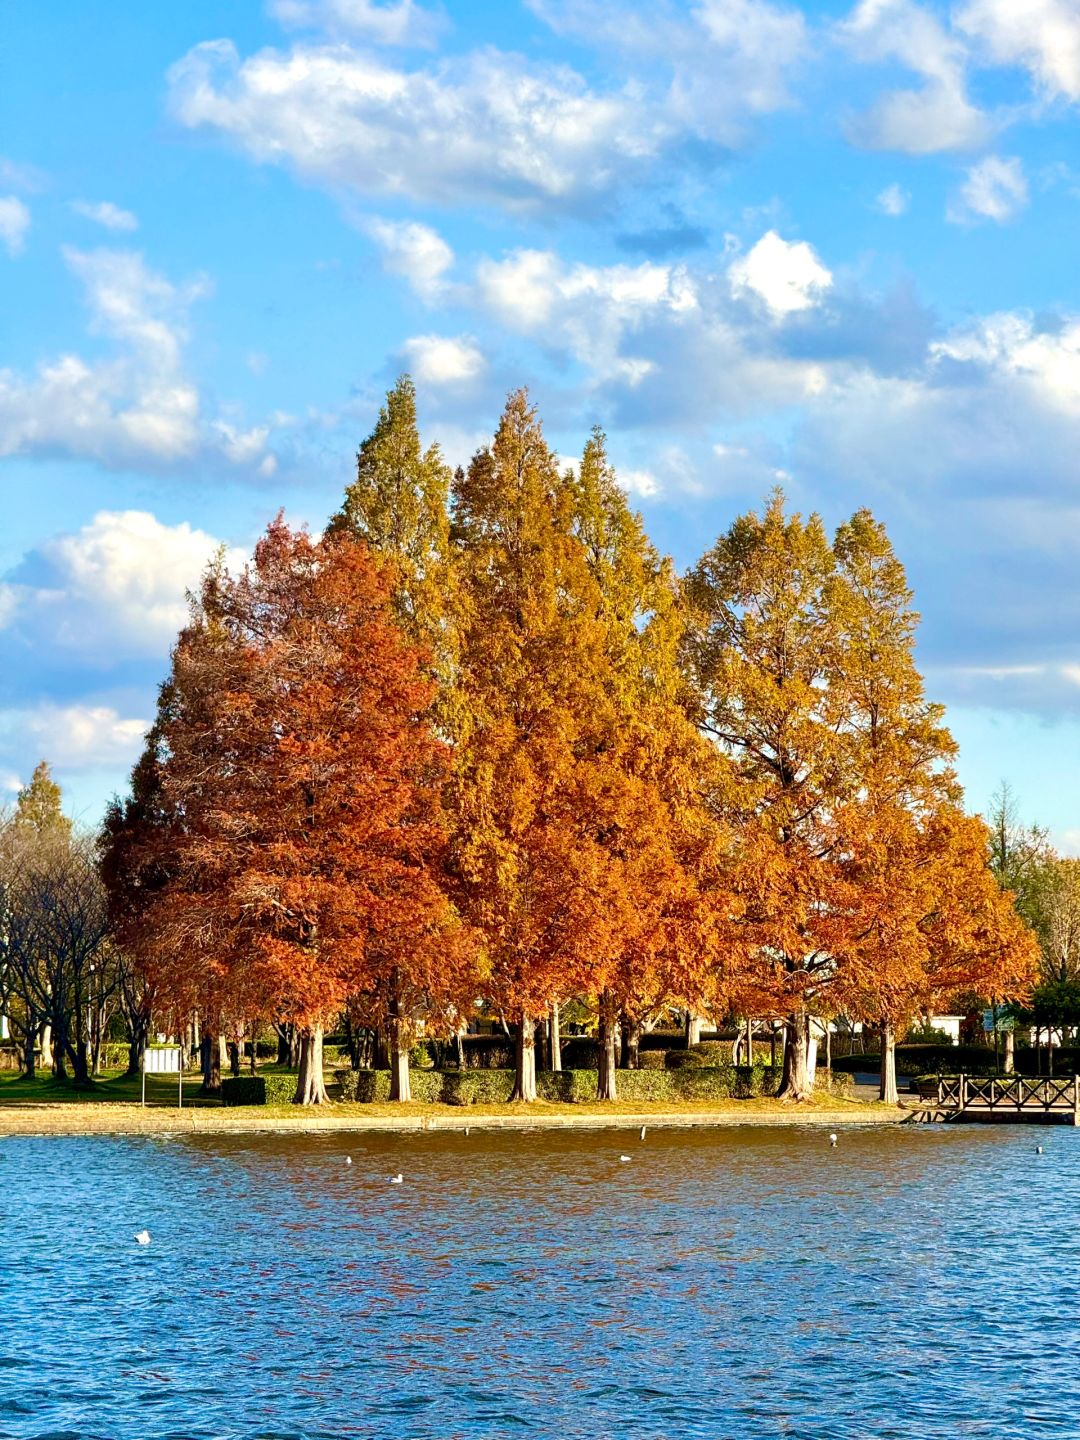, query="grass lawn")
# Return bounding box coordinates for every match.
[0,1067,224,1107]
